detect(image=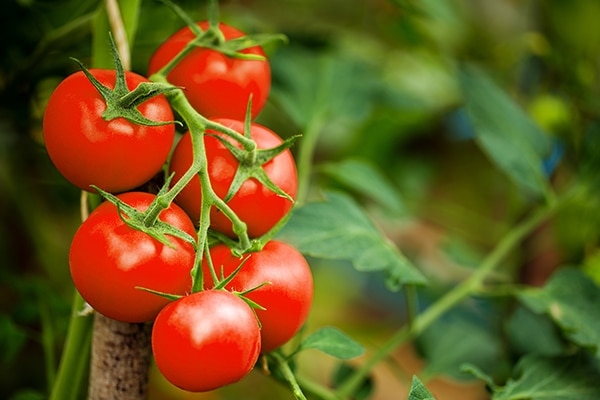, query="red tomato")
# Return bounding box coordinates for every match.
[203,241,313,352]
[152,290,261,392]
[69,192,196,323]
[43,69,175,193]
[148,21,270,120]
[169,118,297,238]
